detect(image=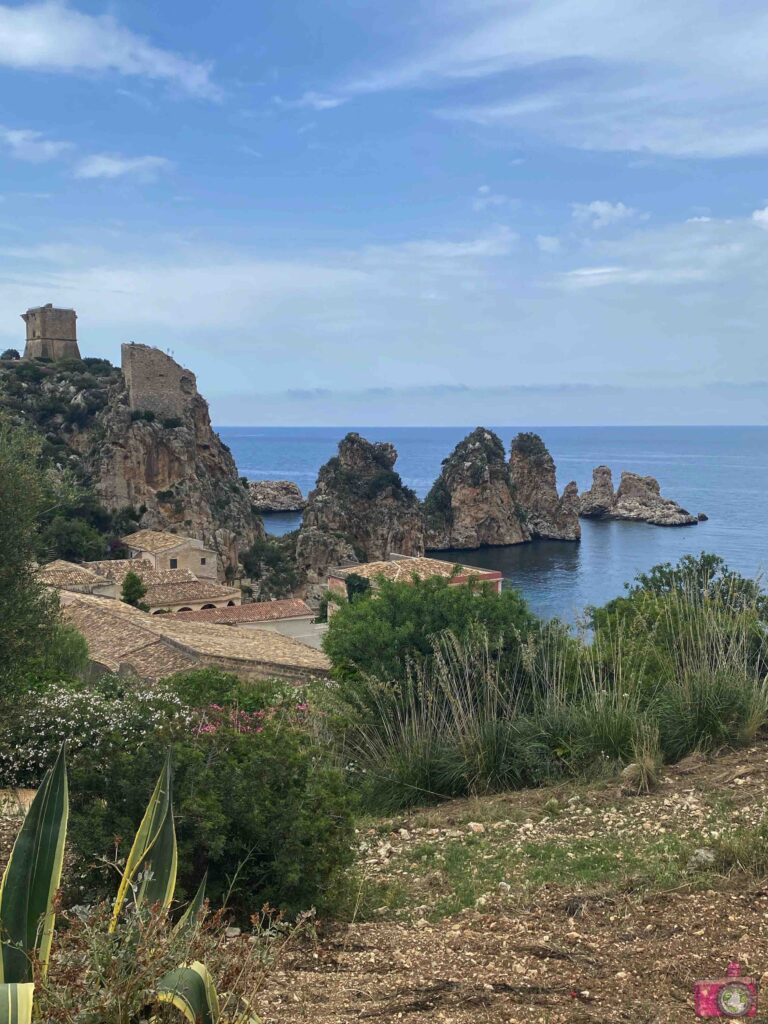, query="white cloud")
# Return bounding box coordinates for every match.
[571,200,641,229]
[1,126,72,162]
[274,90,346,111]
[536,235,561,254]
[73,154,172,181]
[0,1,217,98]
[340,1,768,158]
[472,184,509,212]
[751,207,768,229]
